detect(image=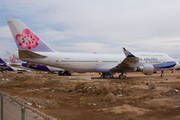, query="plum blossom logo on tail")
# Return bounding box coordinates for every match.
[15,29,39,49]
[10,57,18,63]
